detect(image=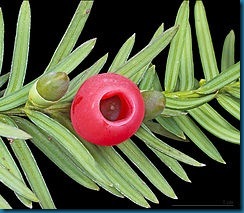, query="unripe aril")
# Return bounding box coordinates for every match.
[27,72,69,108]
[142,90,166,121]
